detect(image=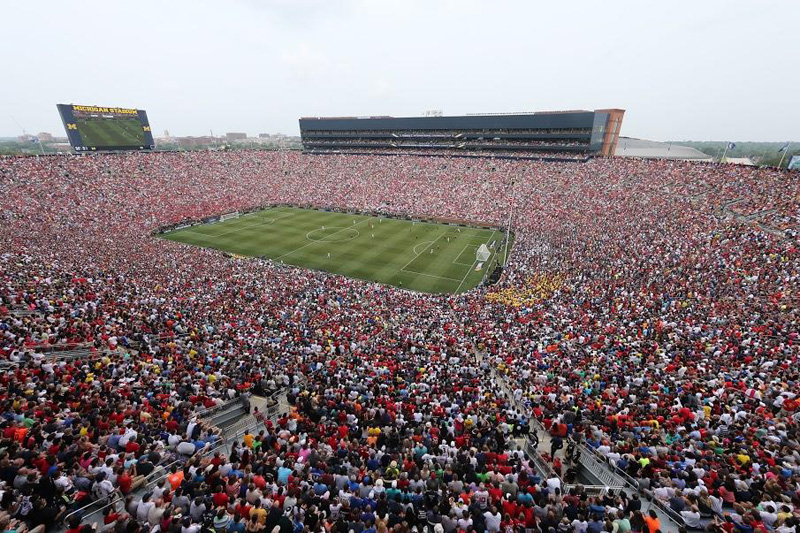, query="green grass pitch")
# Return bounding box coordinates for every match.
[76,118,147,147]
[160,206,509,294]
